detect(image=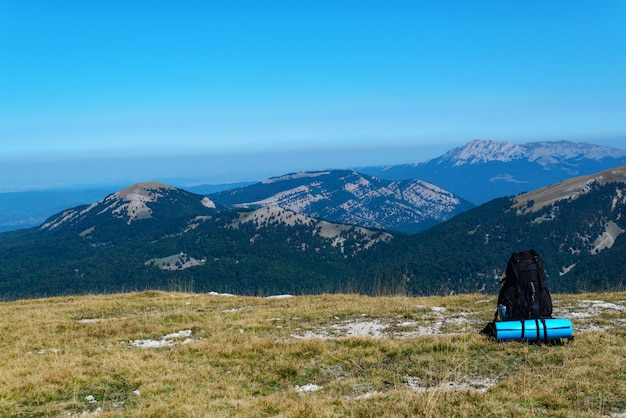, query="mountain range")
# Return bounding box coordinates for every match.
[0,182,394,298]
[208,170,473,234]
[358,140,626,204]
[1,164,625,299]
[4,139,624,233]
